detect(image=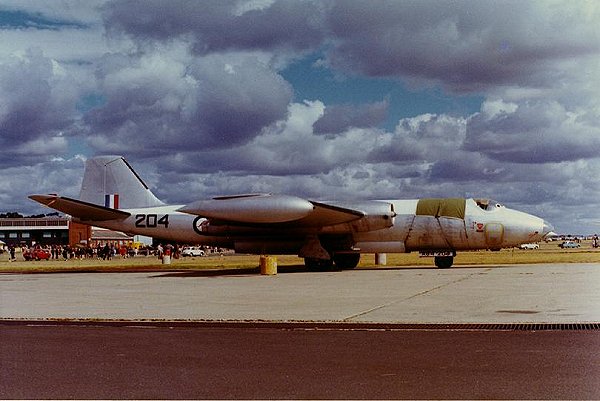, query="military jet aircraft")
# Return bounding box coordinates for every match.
[30,156,553,269]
